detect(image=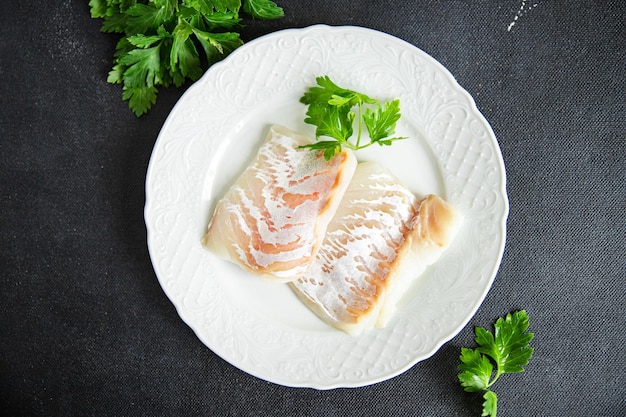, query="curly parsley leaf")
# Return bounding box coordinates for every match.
[363,99,405,145]
[476,311,534,374]
[90,0,284,116]
[118,44,163,88]
[300,76,406,160]
[171,20,202,80]
[88,0,109,18]
[482,391,498,417]
[125,3,170,34]
[122,85,158,116]
[303,102,354,144]
[458,310,534,417]
[301,75,375,110]
[192,29,243,64]
[458,347,493,392]
[242,0,284,19]
[213,0,243,13]
[302,141,344,161]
